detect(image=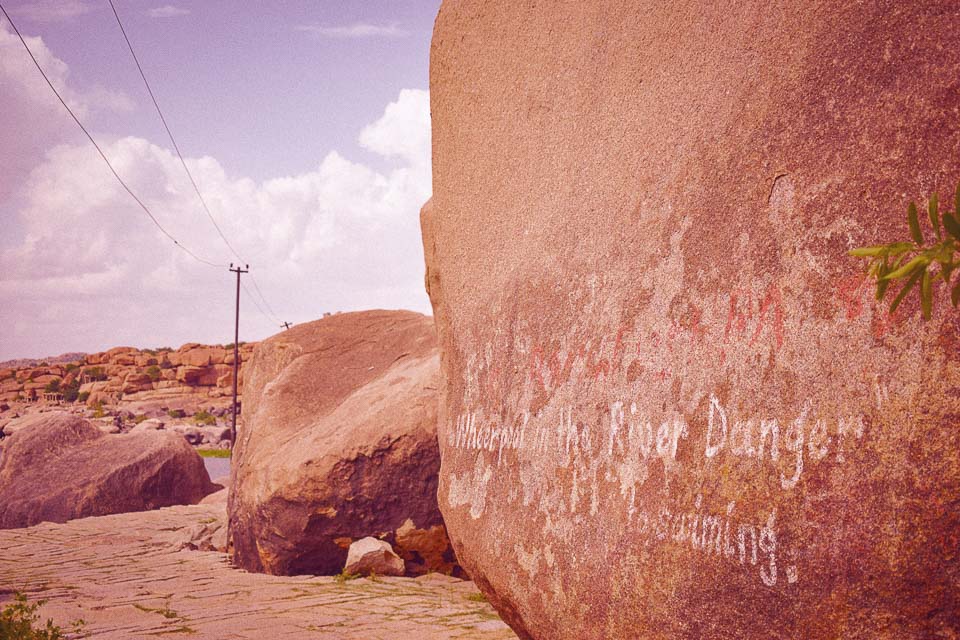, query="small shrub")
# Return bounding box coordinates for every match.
[193,410,216,426]
[0,592,84,640]
[92,401,106,418]
[145,365,161,382]
[334,568,361,584]
[466,592,488,603]
[77,392,90,403]
[43,379,61,394]
[60,377,81,403]
[132,414,148,424]
[82,367,107,382]
[63,364,78,373]
[851,181,960,319]
[167,408,186,419]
